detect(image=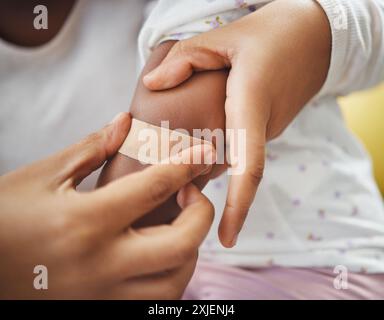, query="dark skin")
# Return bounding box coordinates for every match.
[0,3,219,298]
[1,0,335,256]
[0,1,228,228]
[98,41,228,227]
[0,0,76,47]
